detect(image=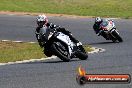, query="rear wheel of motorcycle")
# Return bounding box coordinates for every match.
[76,46,88,60]
[43,49,52,57]
[112,31,123,42]
[111,39,116,43]
[77,52,88,60]
[51,42,71,62]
